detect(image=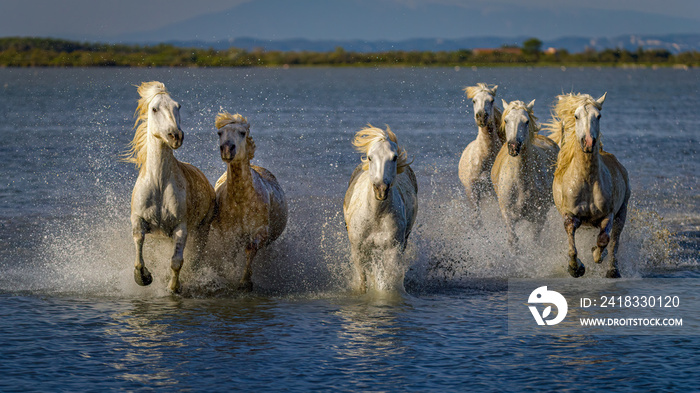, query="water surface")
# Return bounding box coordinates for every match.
[0,67,698,391]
